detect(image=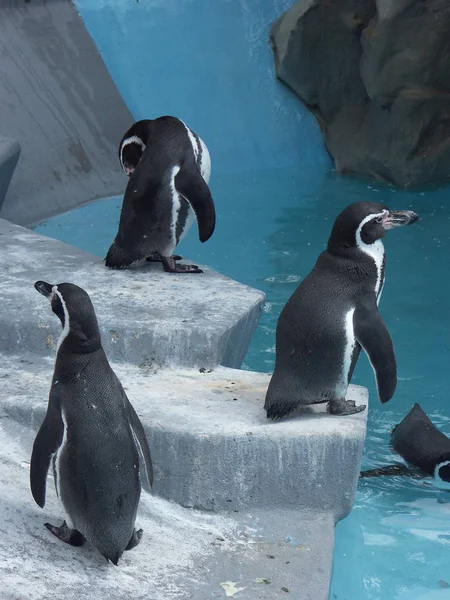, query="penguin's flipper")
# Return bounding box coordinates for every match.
[175,164,216,243]
[359,464,422,478]
[30,399,64,508]
[354,293,397,404]
[126,398,154,488]
[114,374,153,488]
